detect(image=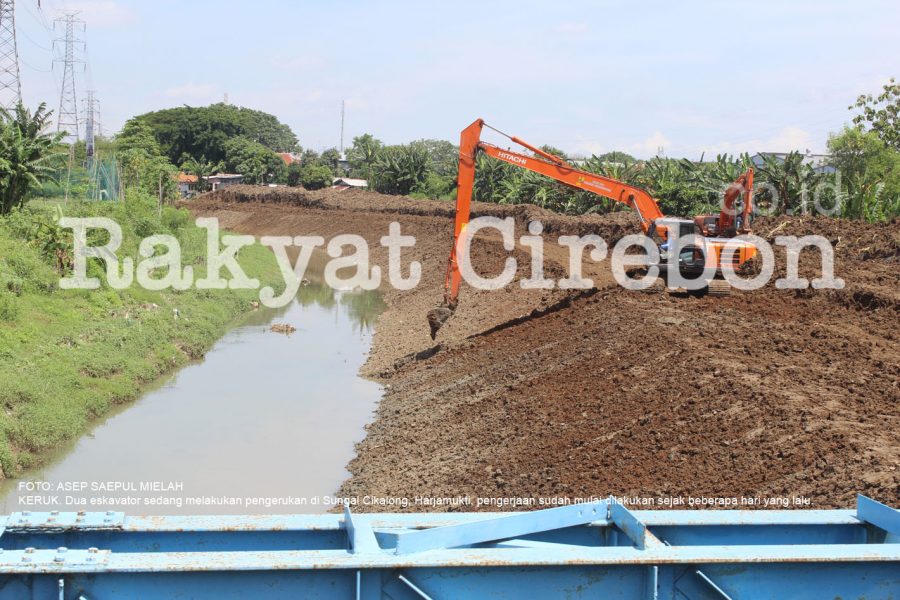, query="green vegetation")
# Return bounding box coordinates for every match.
[126,103,299,165]
[0,195,282,476]
[828,126,900,220]
[0,104,66,215]
[297,164,334,190]
[120,103,299,187]
[222,136,285,184]
[343,135,457,199]
[284,147,341,190]
[117,120,178,199]
[344,133,382,183]
[341,82,898,222]
[371,142,430,196]
[851,78,899,149]
[28,101,302,205]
